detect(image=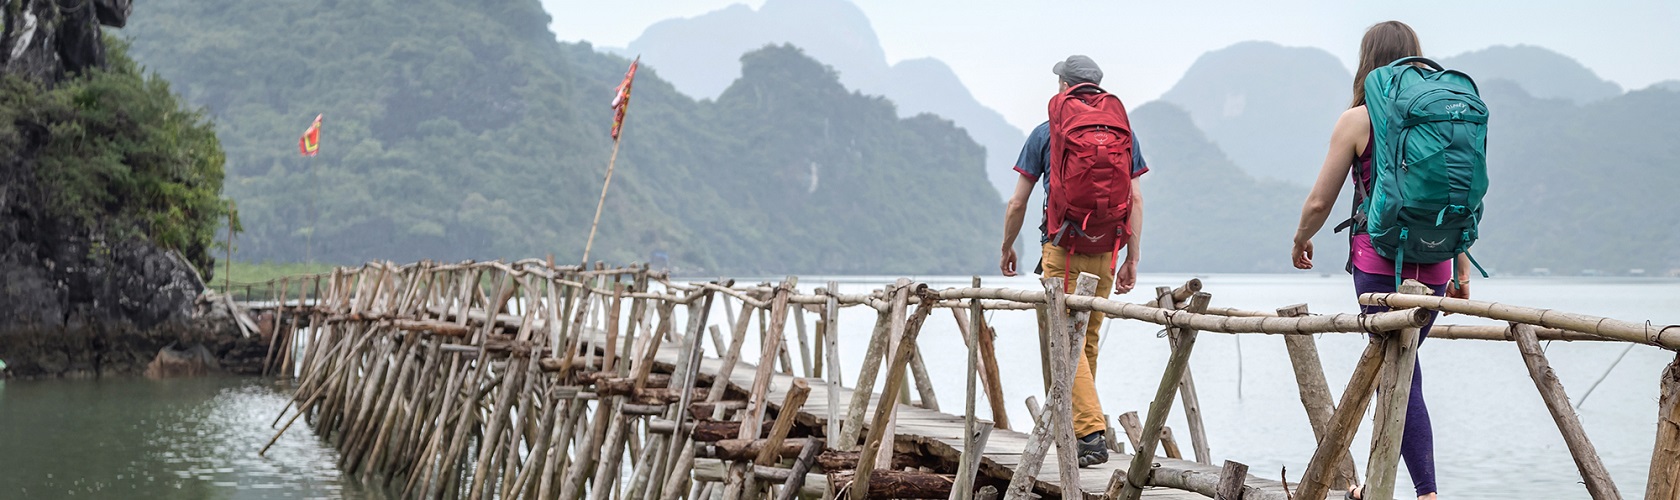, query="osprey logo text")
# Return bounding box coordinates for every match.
[1420,237,1448,249]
